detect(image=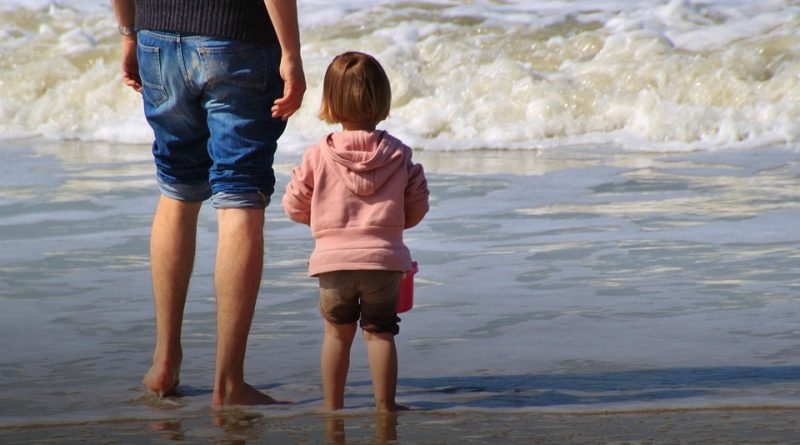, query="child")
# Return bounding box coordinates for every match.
[283,51,429,412]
